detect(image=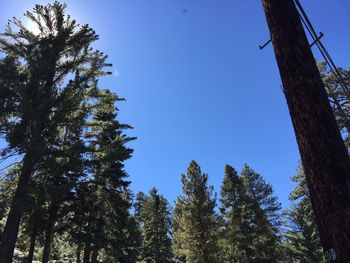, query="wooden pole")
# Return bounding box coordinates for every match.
[261,1,350,262]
